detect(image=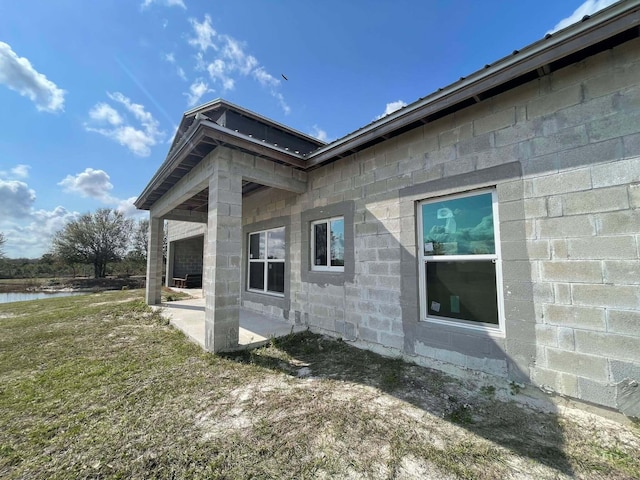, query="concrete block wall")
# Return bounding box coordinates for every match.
[181,36,640,412]
[171,236,204,278]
